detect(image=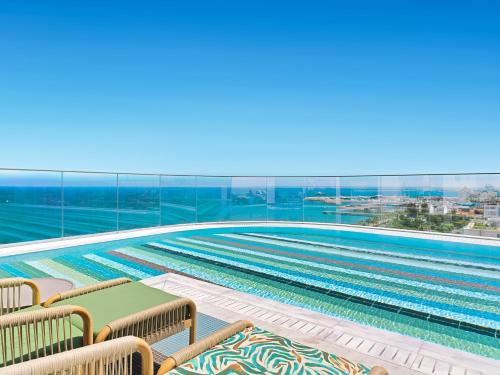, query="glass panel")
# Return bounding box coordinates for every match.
[437,174,500,237]
[471,174,500,238]
[160,176,197,224]
[379,175,430,230]
[196,177,231,222]
[118,174,160,230]
[0,170,62,244]
[63,172,118,236]
[338,176,380,225]
[303,177,339,223]
[267,177,304,221]
[427,174,463,234]
[229,177,267,221]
